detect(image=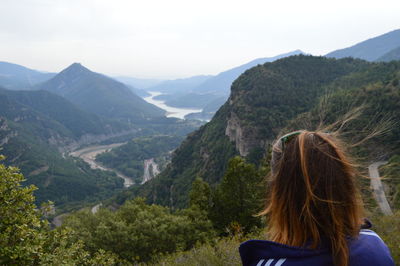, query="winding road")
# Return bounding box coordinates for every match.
[369,162,393,215]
